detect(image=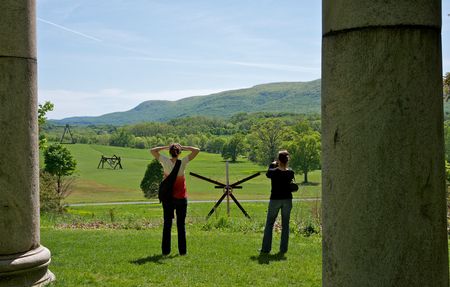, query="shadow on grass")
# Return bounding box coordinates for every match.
[250,252,287,265]
[220,160,245,164]
[299,182,320,186]
[130,254,178,265]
